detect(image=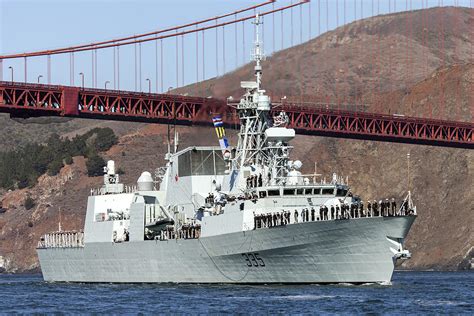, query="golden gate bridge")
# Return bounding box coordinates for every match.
[0,0,472,149]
